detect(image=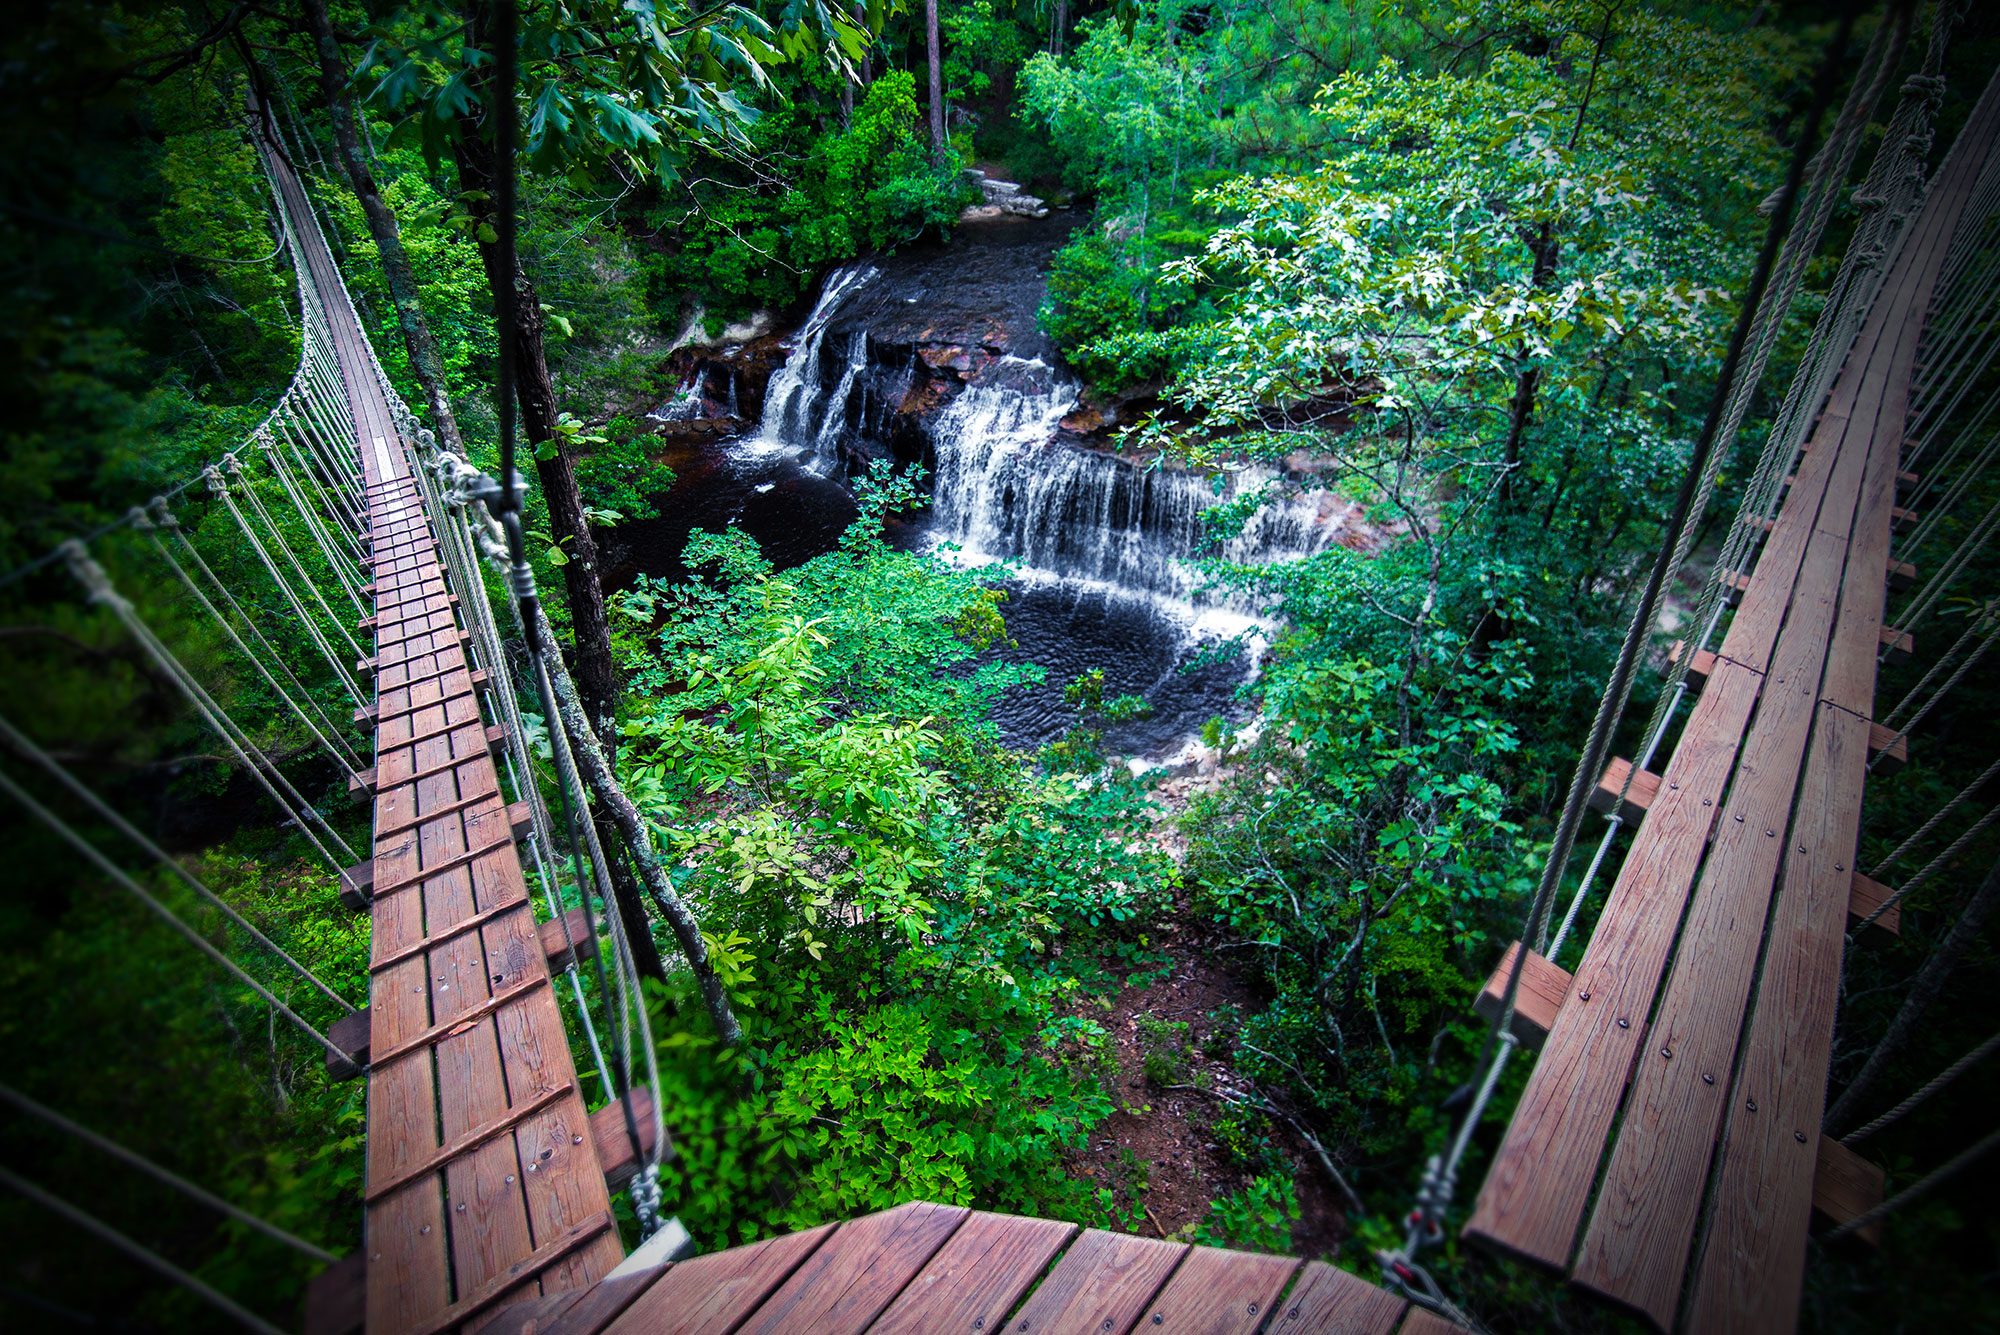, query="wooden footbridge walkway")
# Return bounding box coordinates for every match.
[1462,60,2000,1335]
[251,40,2000,1335]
